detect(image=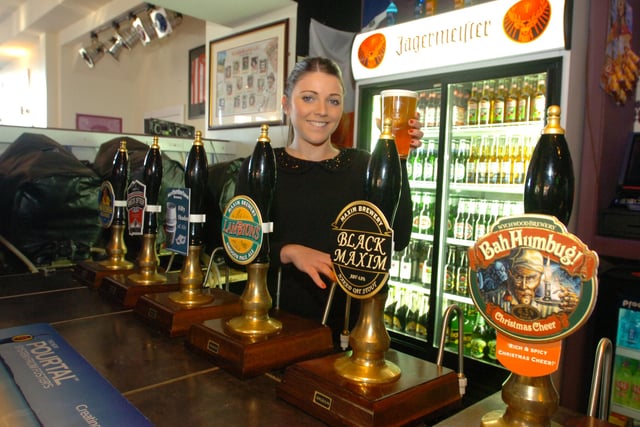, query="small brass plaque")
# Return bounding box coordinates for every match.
[313,391,332,410]
[206,339,220,354]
